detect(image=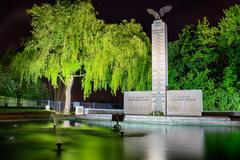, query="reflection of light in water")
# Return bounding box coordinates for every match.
[63,120,70,127]
[164,127,204,159]
[5,135,15,142]
[145,132,166,160]
[123,126,204,160]
[122,128,167,160]
[78,120,215,159]
[74,122,81,126]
